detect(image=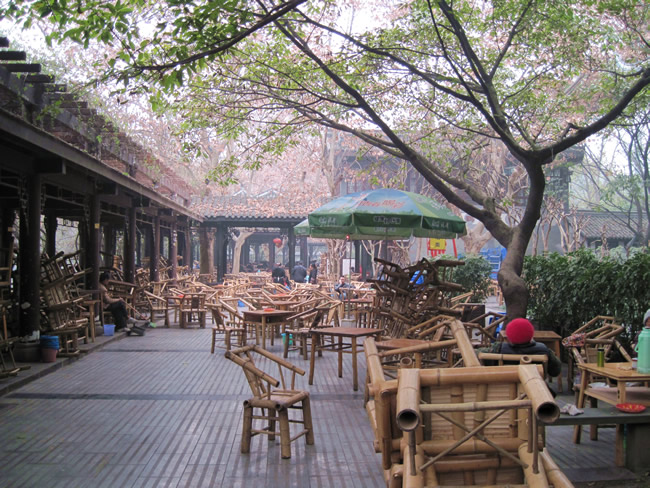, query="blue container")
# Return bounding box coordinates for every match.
[103,324,115,336]
[39,335,60,350]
